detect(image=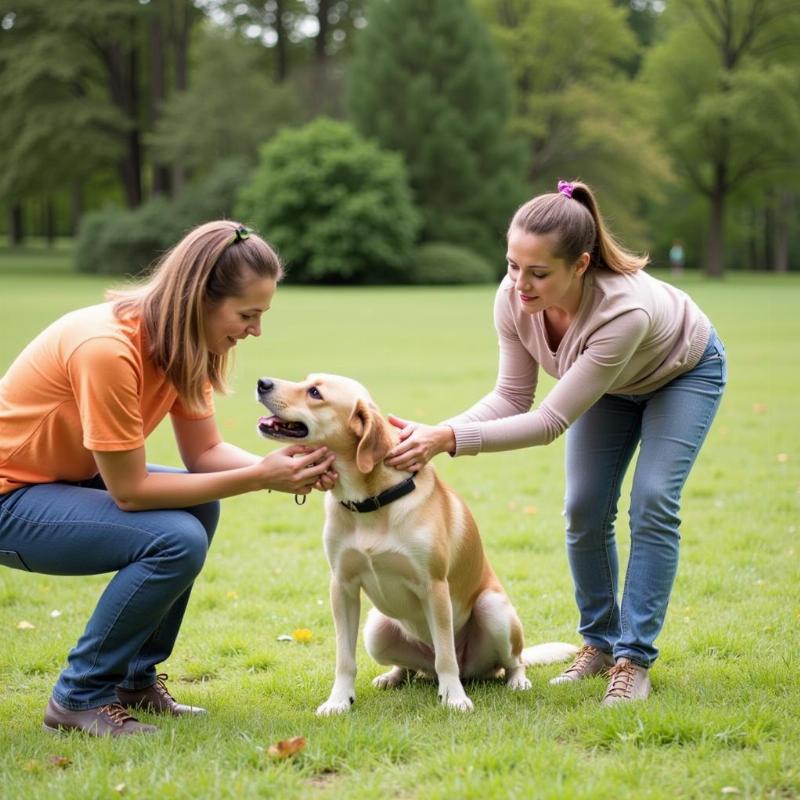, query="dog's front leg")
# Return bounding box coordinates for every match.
[425,580,473,712]
[316,576,361,716]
